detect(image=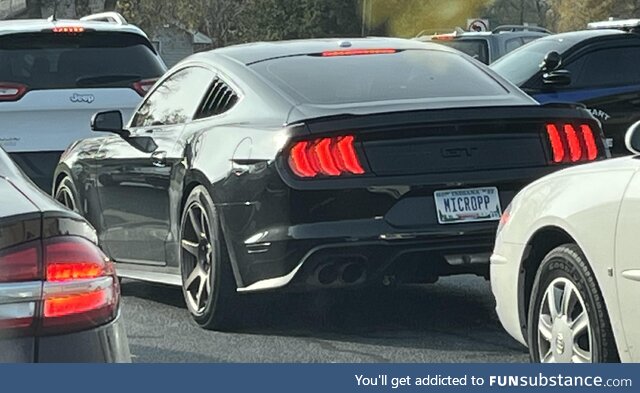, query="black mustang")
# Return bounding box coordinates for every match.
[53,38,607,329]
